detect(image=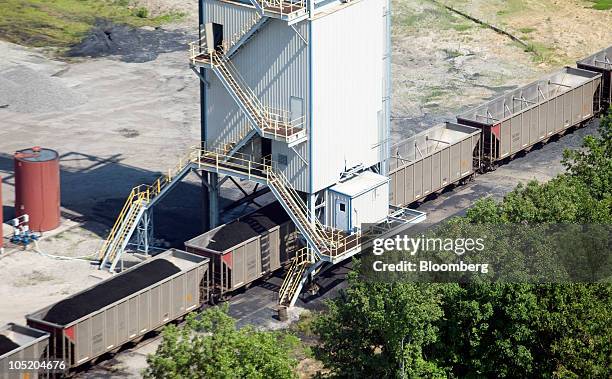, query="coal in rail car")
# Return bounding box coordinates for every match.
[26,249,209,373]
[185,202,300,300]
